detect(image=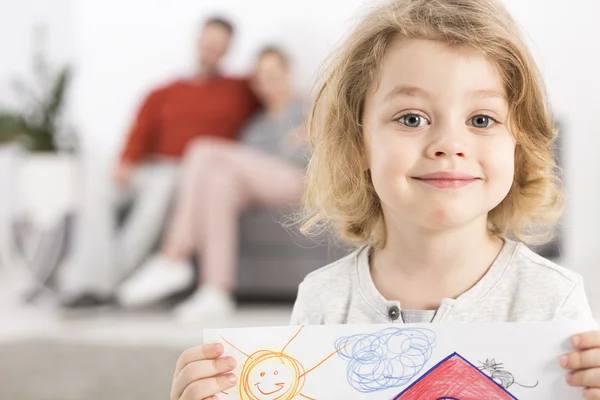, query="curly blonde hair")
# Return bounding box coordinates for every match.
[301,0,564,249]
